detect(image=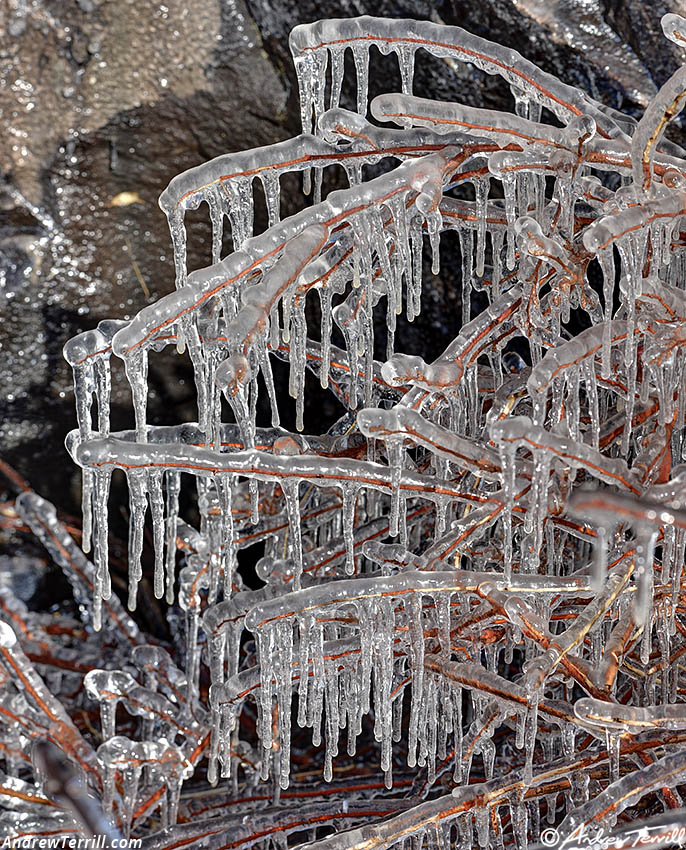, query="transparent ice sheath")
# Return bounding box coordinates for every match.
[5,9,686,848]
